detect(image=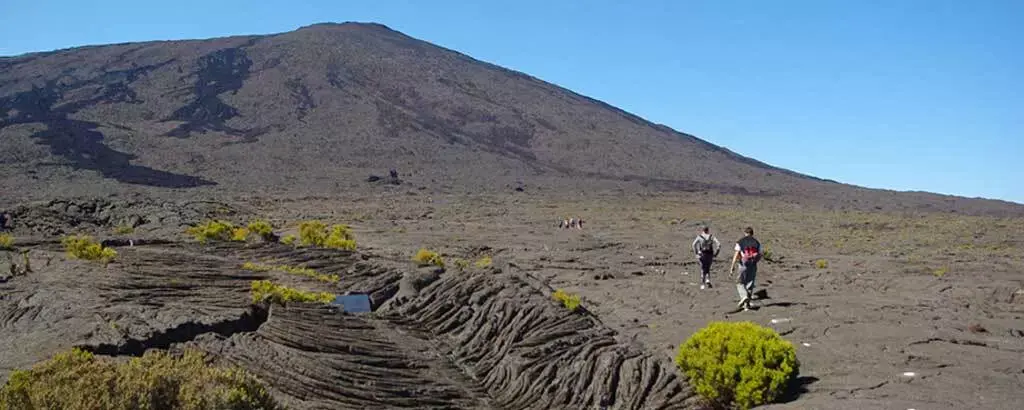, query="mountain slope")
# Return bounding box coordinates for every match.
[1,22,1020,215]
